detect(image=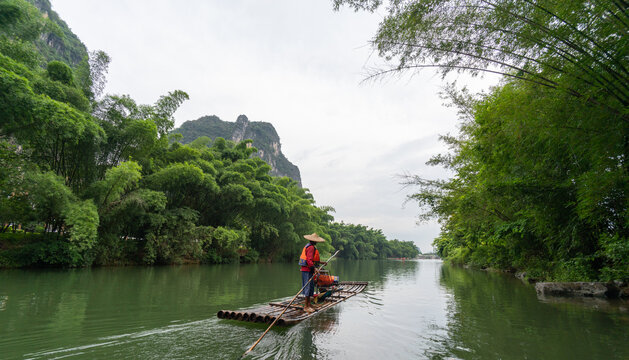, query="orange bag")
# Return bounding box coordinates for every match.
[316,274,339,287]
